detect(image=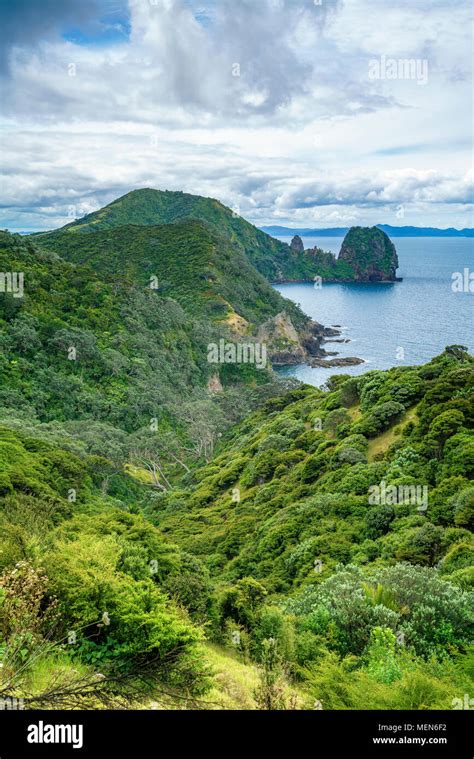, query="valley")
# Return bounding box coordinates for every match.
[0,190,472,712]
